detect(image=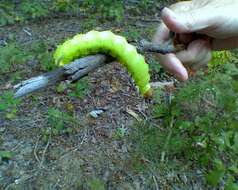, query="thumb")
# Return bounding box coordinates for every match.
[161,7,216,34]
